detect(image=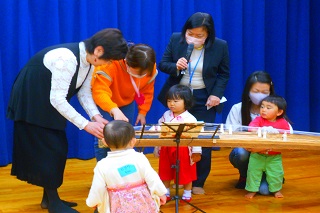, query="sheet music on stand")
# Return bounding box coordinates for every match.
[161,121,204,138]
[134,122,221,140]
